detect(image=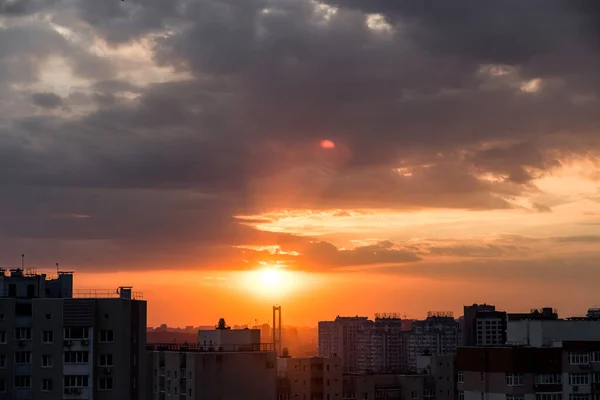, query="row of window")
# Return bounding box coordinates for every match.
[457,372,600,386]
[570,352,600,365]
[0,328,115,343]
[156,369,193,380]
[0,377,113,392]
[0,352,113,366]
[457,394,599,400]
